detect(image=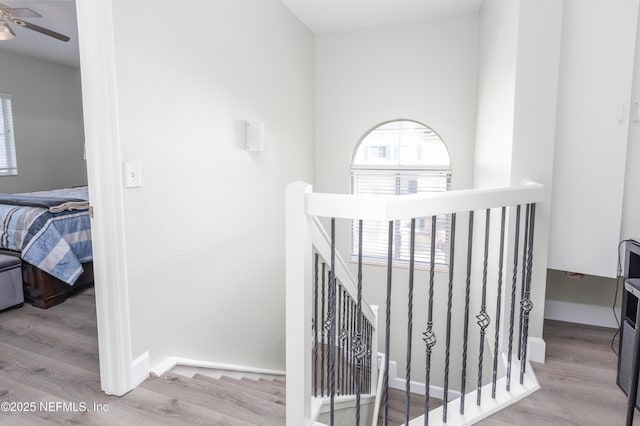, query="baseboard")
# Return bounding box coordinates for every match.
[130,351,150,389]
[149,356,286,381]
[544,299,620,329]
[386,358,461,400]
[528,337,545,364]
